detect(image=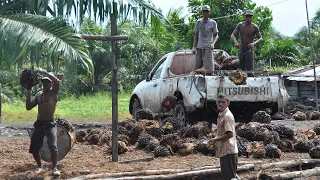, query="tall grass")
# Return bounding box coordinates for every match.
[2,91,132,126]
